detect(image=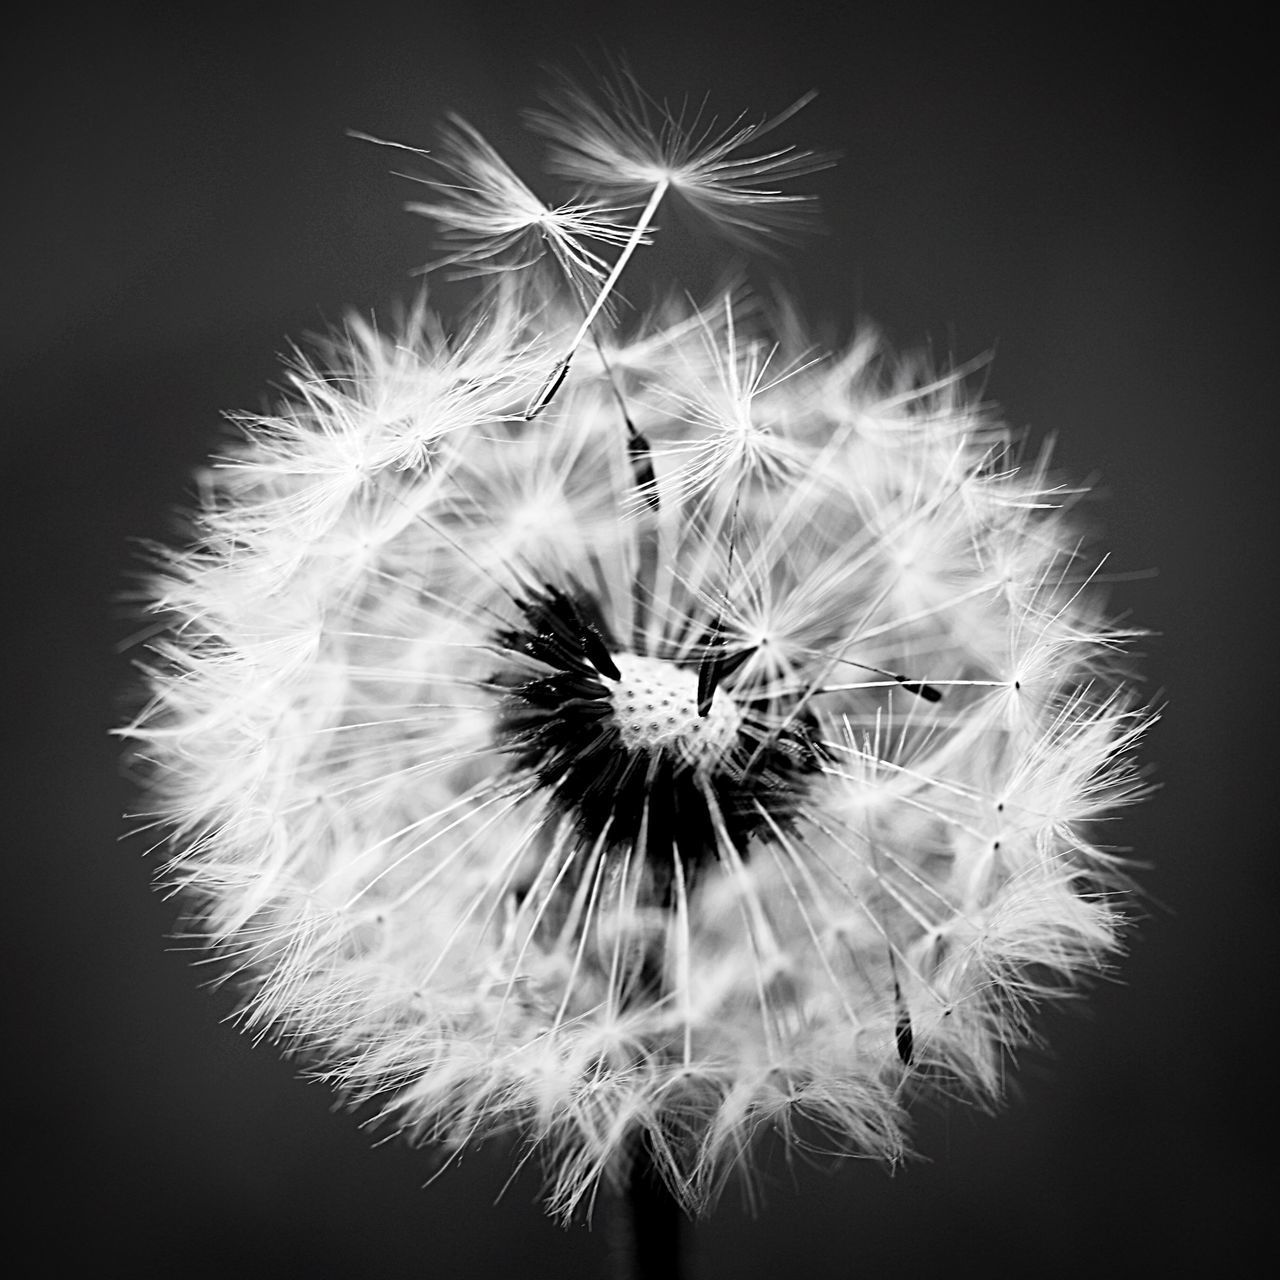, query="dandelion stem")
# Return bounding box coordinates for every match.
[526,178,670,418]
[610,1130,686,1280]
